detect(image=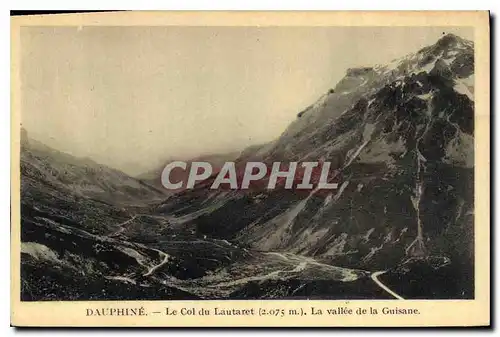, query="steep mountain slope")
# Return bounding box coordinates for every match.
[21,131,167,205]
[156,34,475,298]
